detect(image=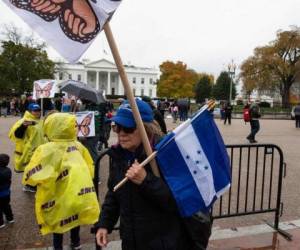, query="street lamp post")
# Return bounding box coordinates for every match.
[227,60,236,105]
